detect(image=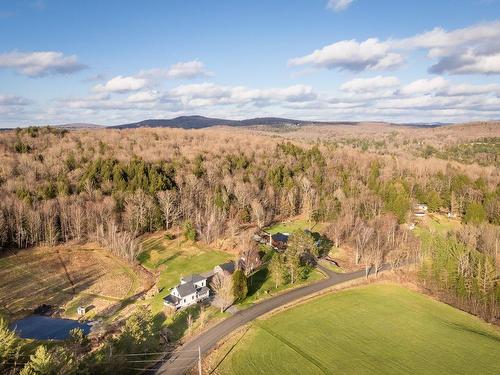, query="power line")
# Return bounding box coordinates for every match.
[111,348,200,357]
